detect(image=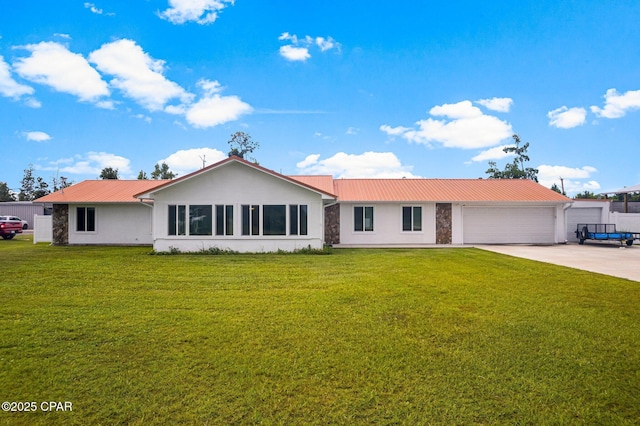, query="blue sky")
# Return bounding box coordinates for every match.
[2,1,640,196]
